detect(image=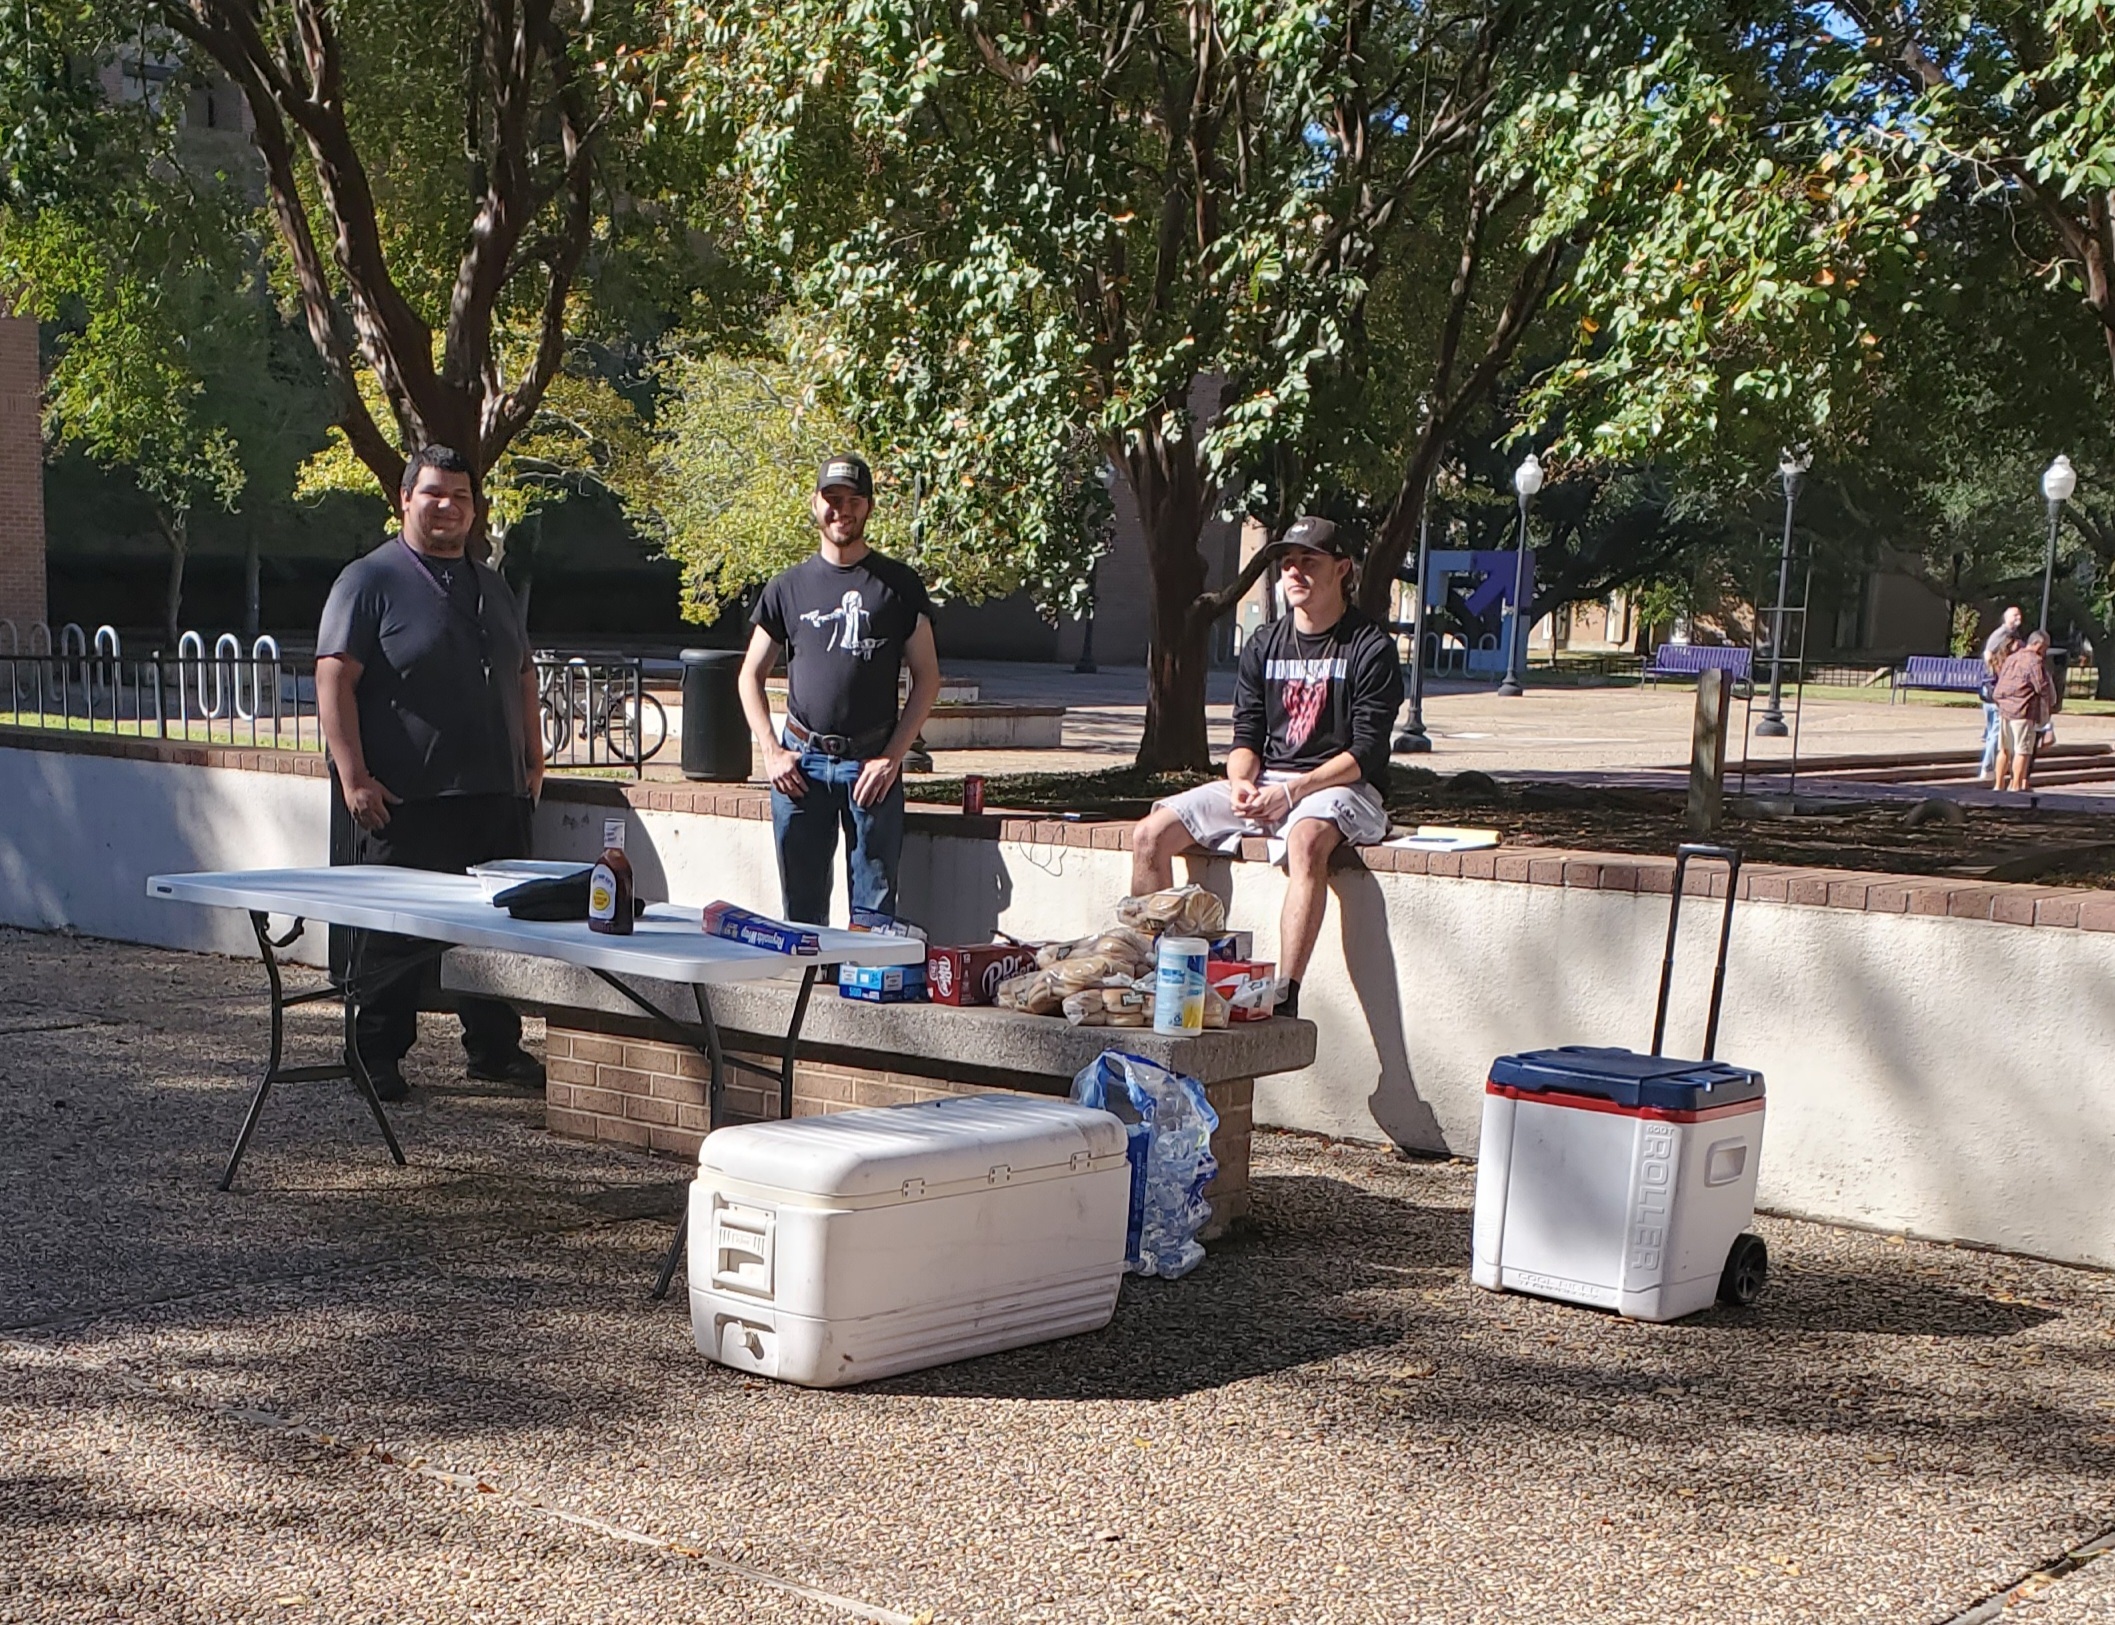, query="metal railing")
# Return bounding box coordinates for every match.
[533,653,666,777]
[0,635,323,750]
[0,633,671,777]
